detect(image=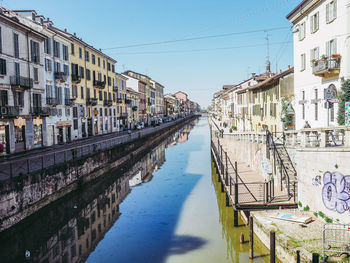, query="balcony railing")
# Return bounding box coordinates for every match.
[113,86,118,92]
[312,57,341,77]
[86,98,98,106]
[0,106,20,118]
[46,97,60,105]
[65,98,74,106]
[103,99,113,107]
[117,98,123,103]
[93,80,106,89]
[31,106,51,116]
[54,72,68,82]
[125,99,132,104]
[10,76,33,90]
[71,74,81,84]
